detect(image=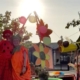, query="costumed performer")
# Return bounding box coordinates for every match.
[11,34,31,80]
[0,30,13,80]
